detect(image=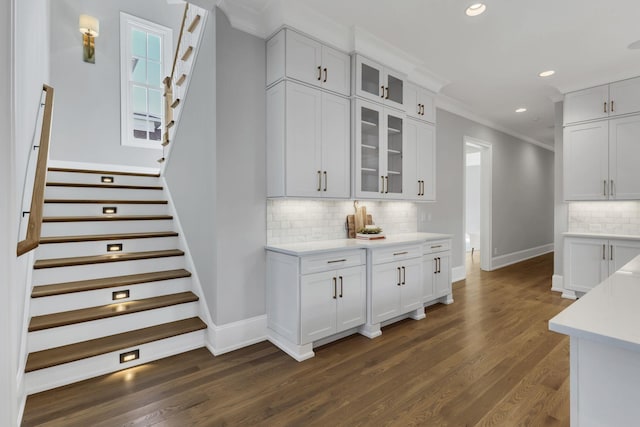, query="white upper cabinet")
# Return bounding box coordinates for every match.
[353,55,406,111]
[266,29,350,96]
[404,120,436,201]
[564,77,640,125]
[405,82,435,123]
[609,115,640,200]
